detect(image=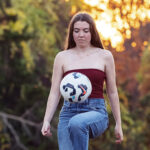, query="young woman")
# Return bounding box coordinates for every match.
[41,12,123,150]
